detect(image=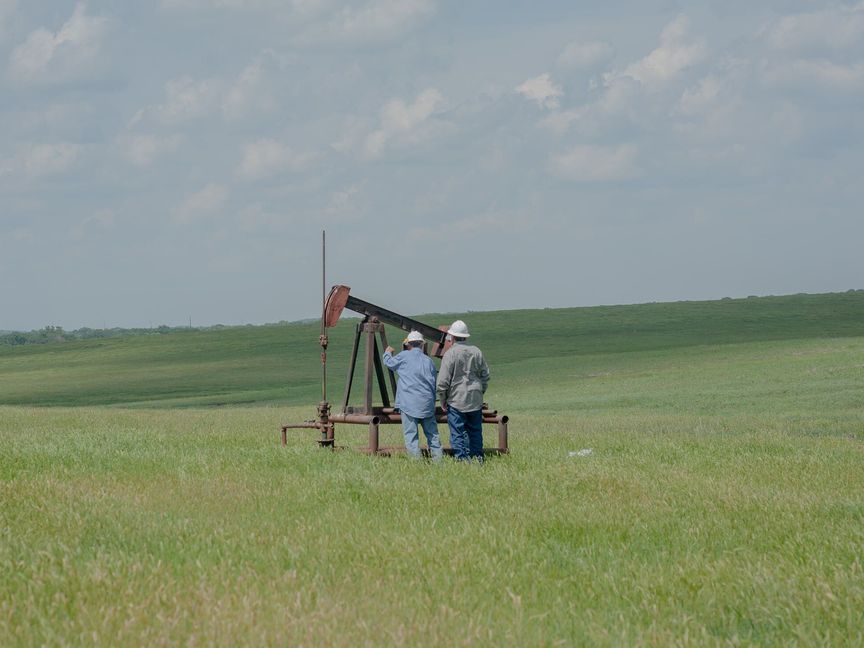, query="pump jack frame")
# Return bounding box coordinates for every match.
[281,282,509,456]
